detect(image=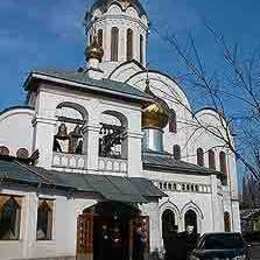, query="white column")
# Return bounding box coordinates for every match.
[141,202,162,254]
[22,193,38,259]
[83,124,100,174]
[119,26,126,62]
[127,131,143,177]
[210,175,224,232]
[32,117,57,169]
